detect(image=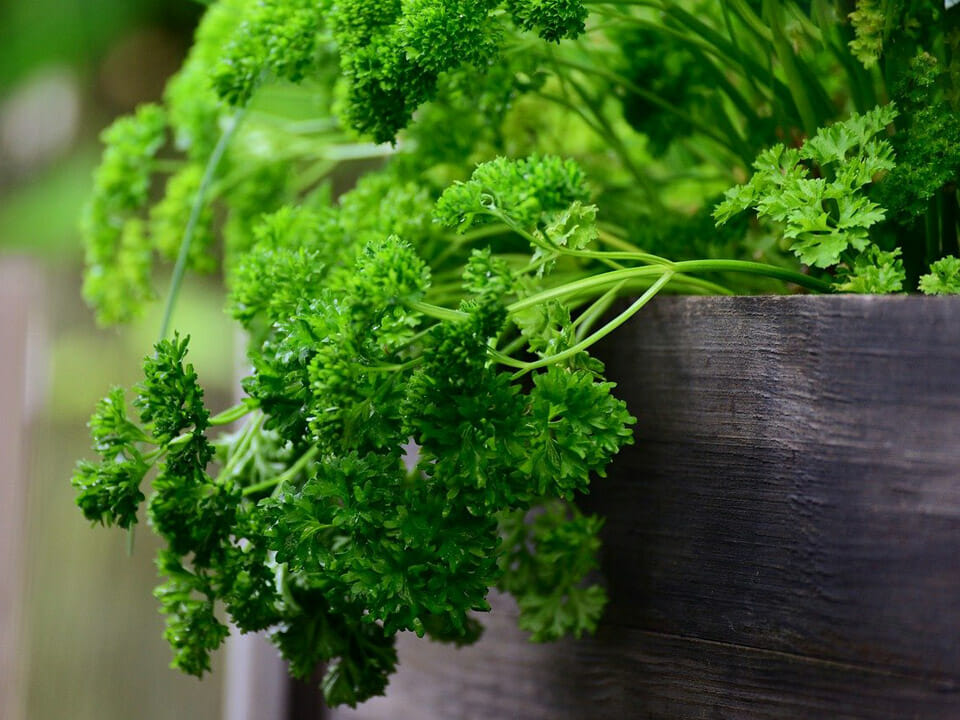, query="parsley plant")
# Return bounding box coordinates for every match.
[73,0,960,707]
